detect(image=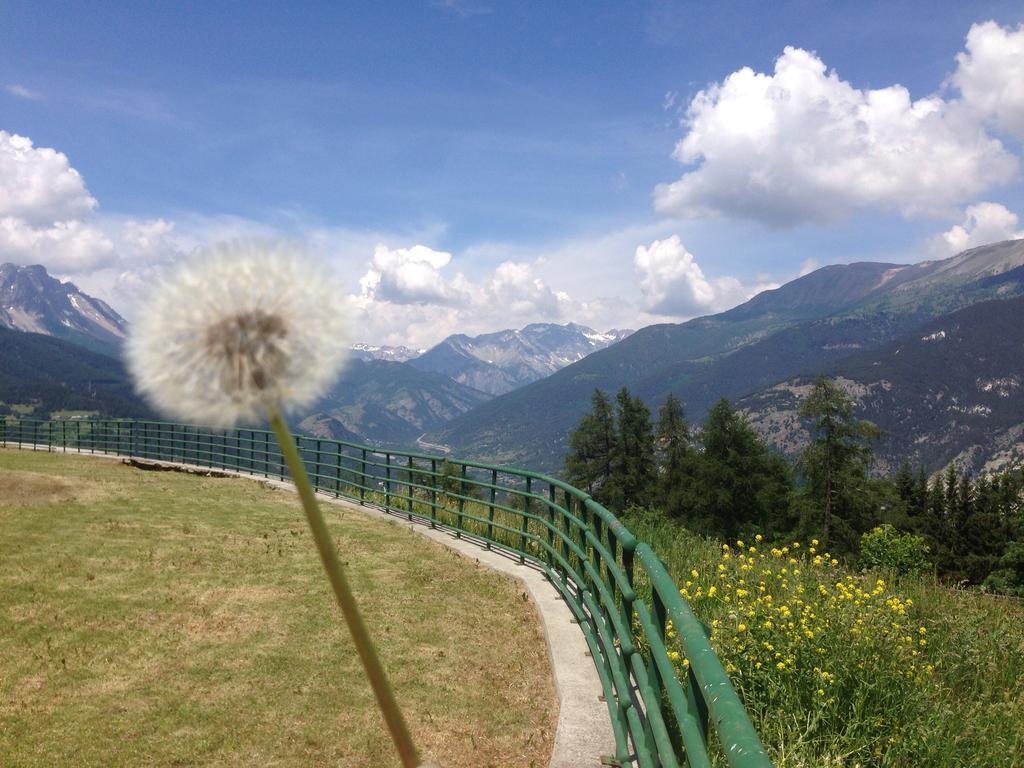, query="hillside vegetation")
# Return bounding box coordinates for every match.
[0,326,151,419]
[299,358,492,447]
[625,511,1024,767]
[741,295,1024,475]
[432,240,1024,472]
[561,367,1024,764]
